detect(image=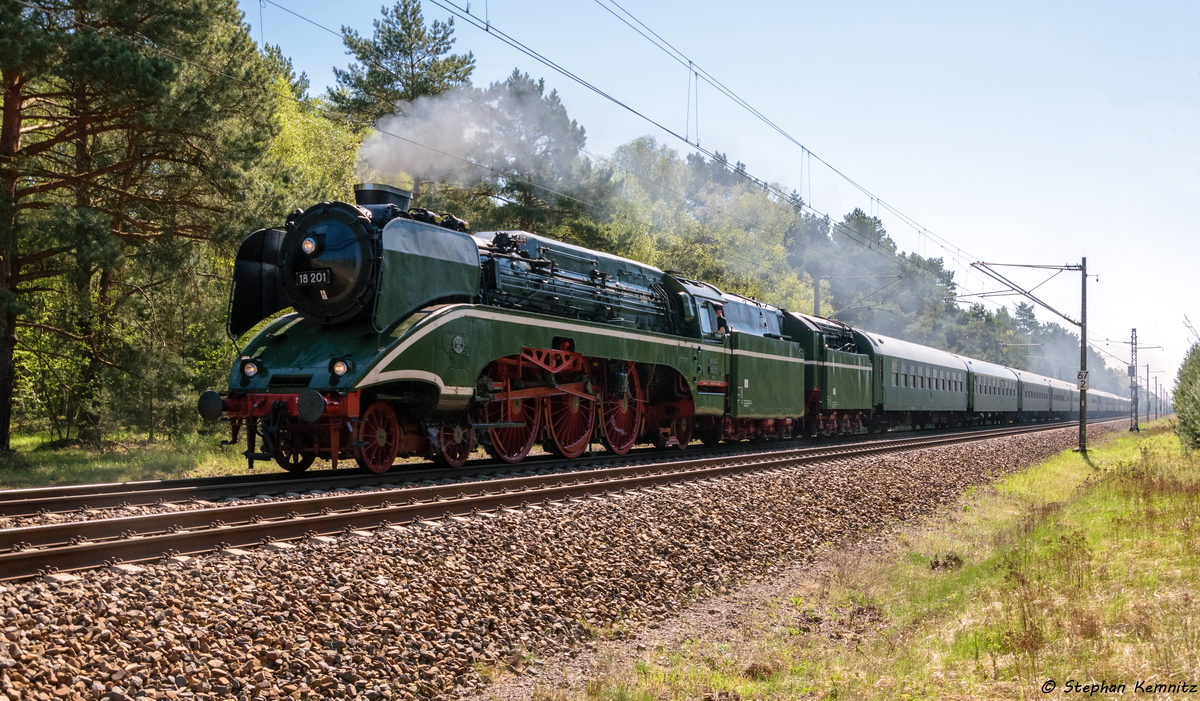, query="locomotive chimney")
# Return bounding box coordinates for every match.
[354,183,412,210]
